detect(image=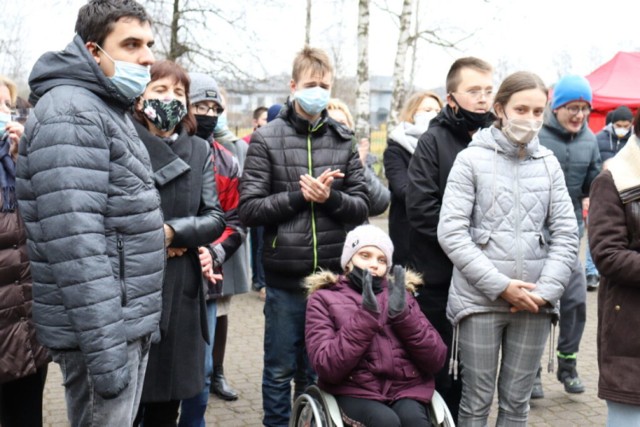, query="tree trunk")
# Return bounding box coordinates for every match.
[354,0,370,141]
[168,0,181,61]
[388,0,413,130]
[305,0,312,45]
[408,0,420,92]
